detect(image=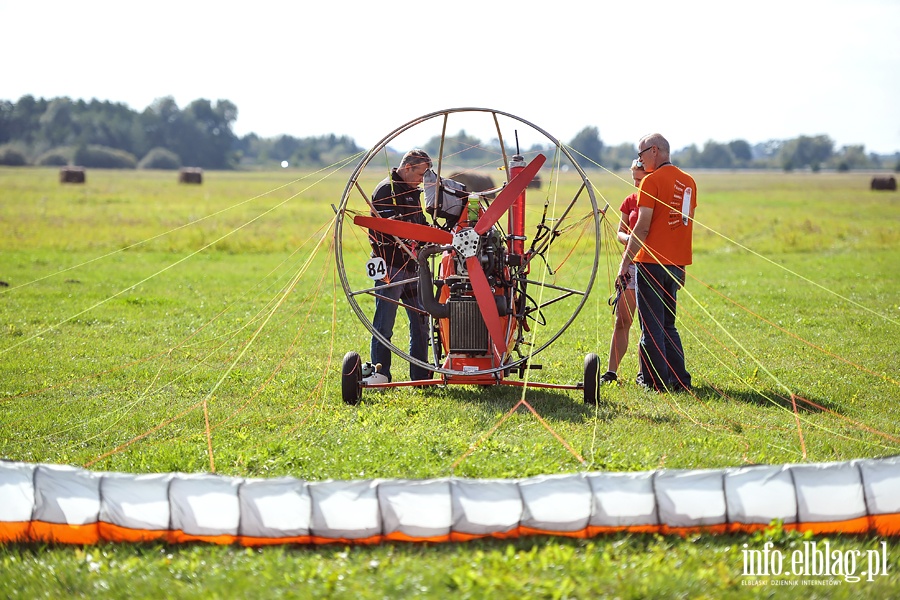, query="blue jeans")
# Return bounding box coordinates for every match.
[371,265,431,381]
[635,263,691,391]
